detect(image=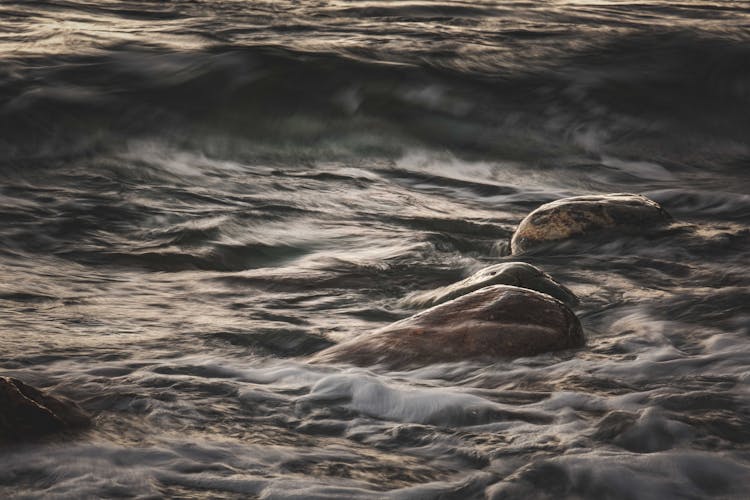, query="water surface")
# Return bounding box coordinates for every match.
[1,1,749,498]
